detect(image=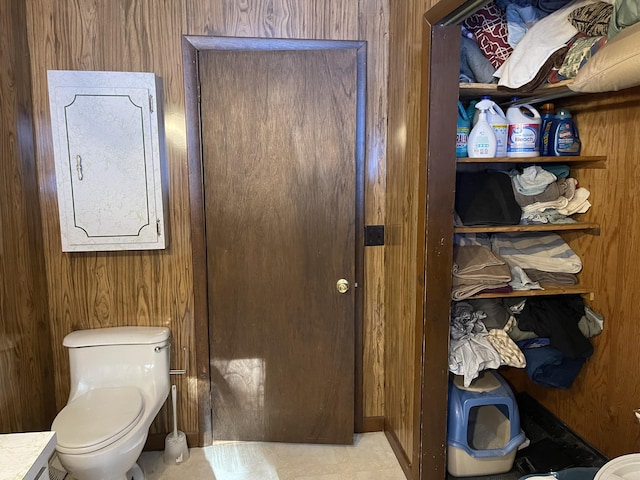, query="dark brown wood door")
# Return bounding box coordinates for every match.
[199,48,358,444]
